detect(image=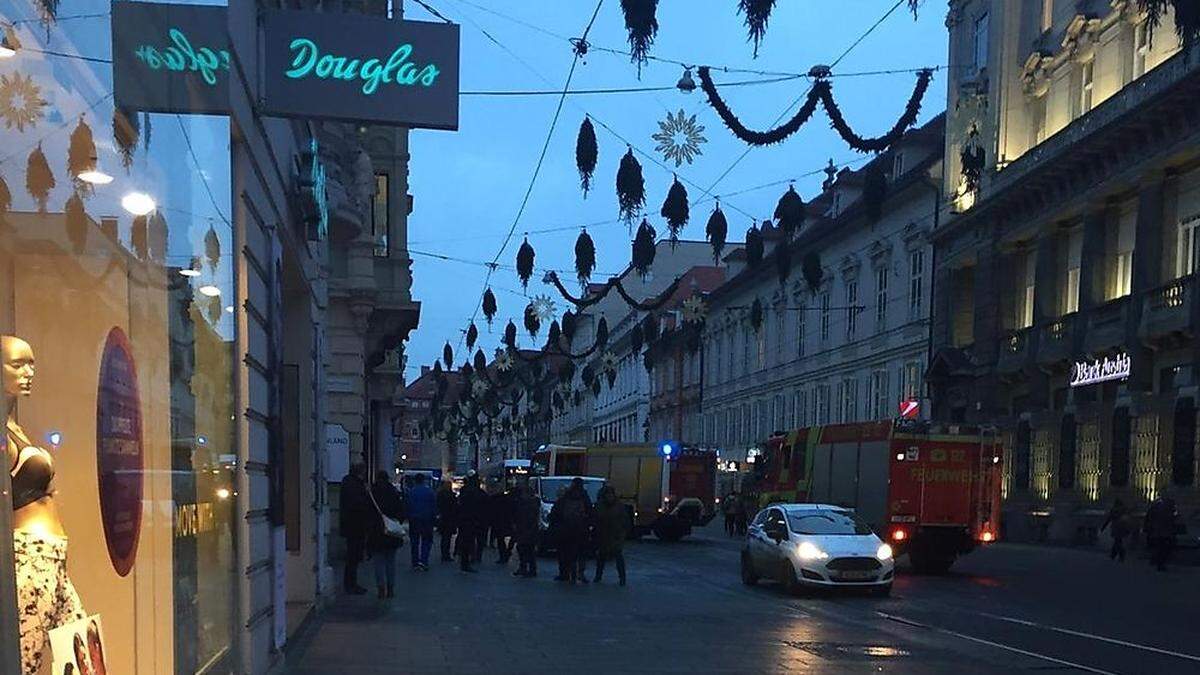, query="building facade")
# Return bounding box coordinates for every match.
[929,0,1199,543]
[701,117,944,469]
[0,1,434,673]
